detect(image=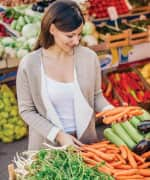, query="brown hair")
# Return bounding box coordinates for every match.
[34,0,85,50]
